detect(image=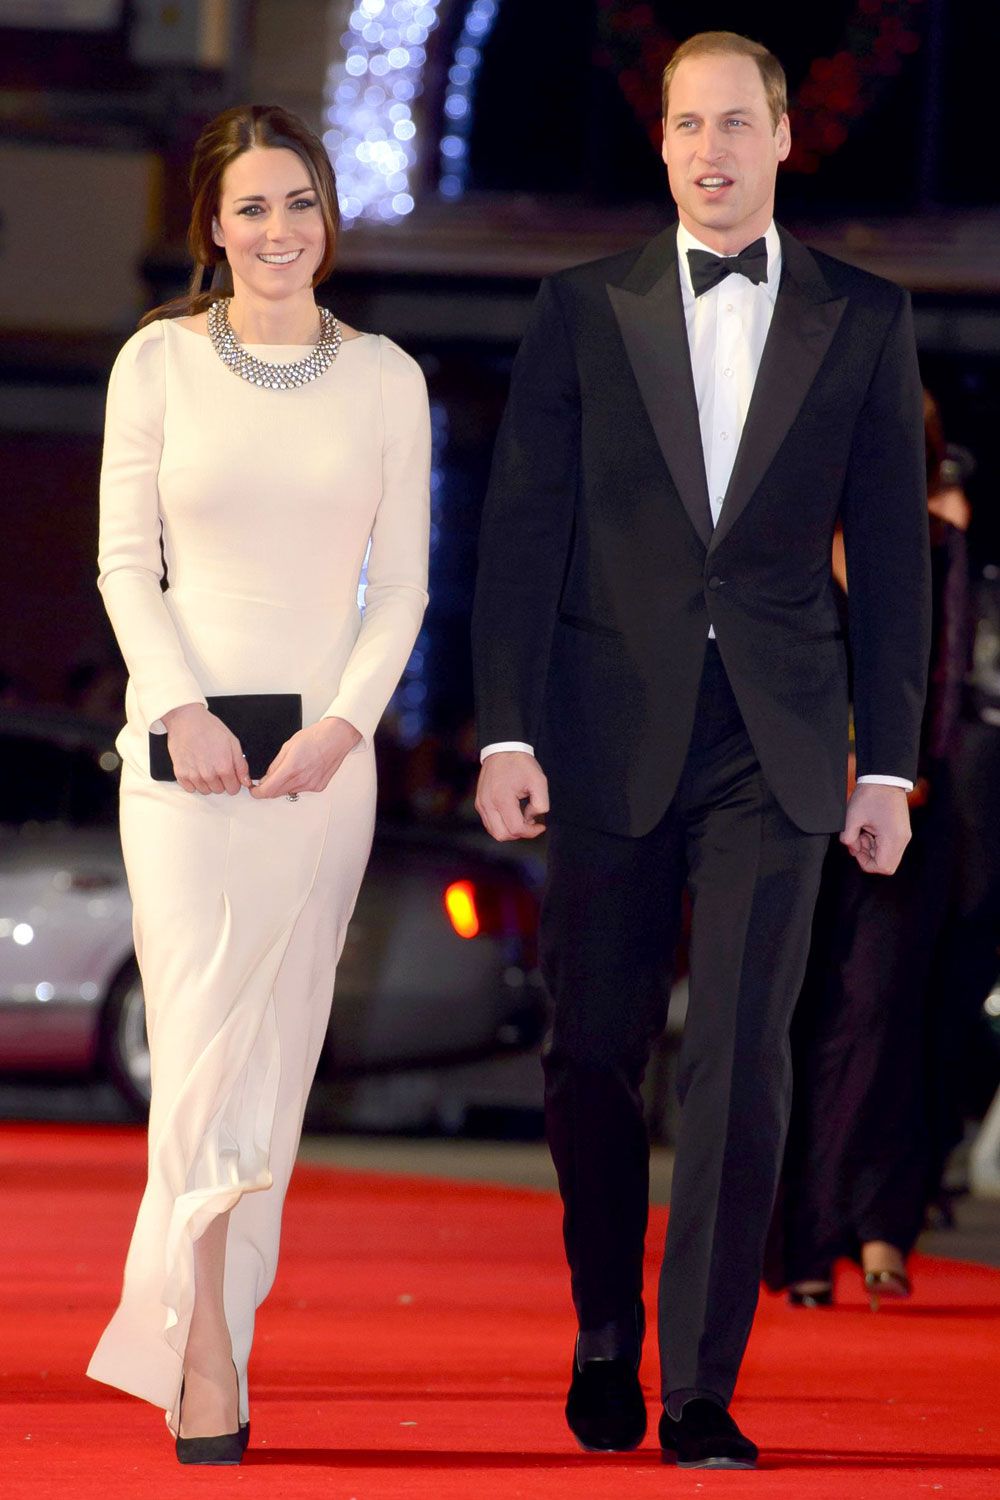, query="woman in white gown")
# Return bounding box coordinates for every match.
[86,105,430,1463]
